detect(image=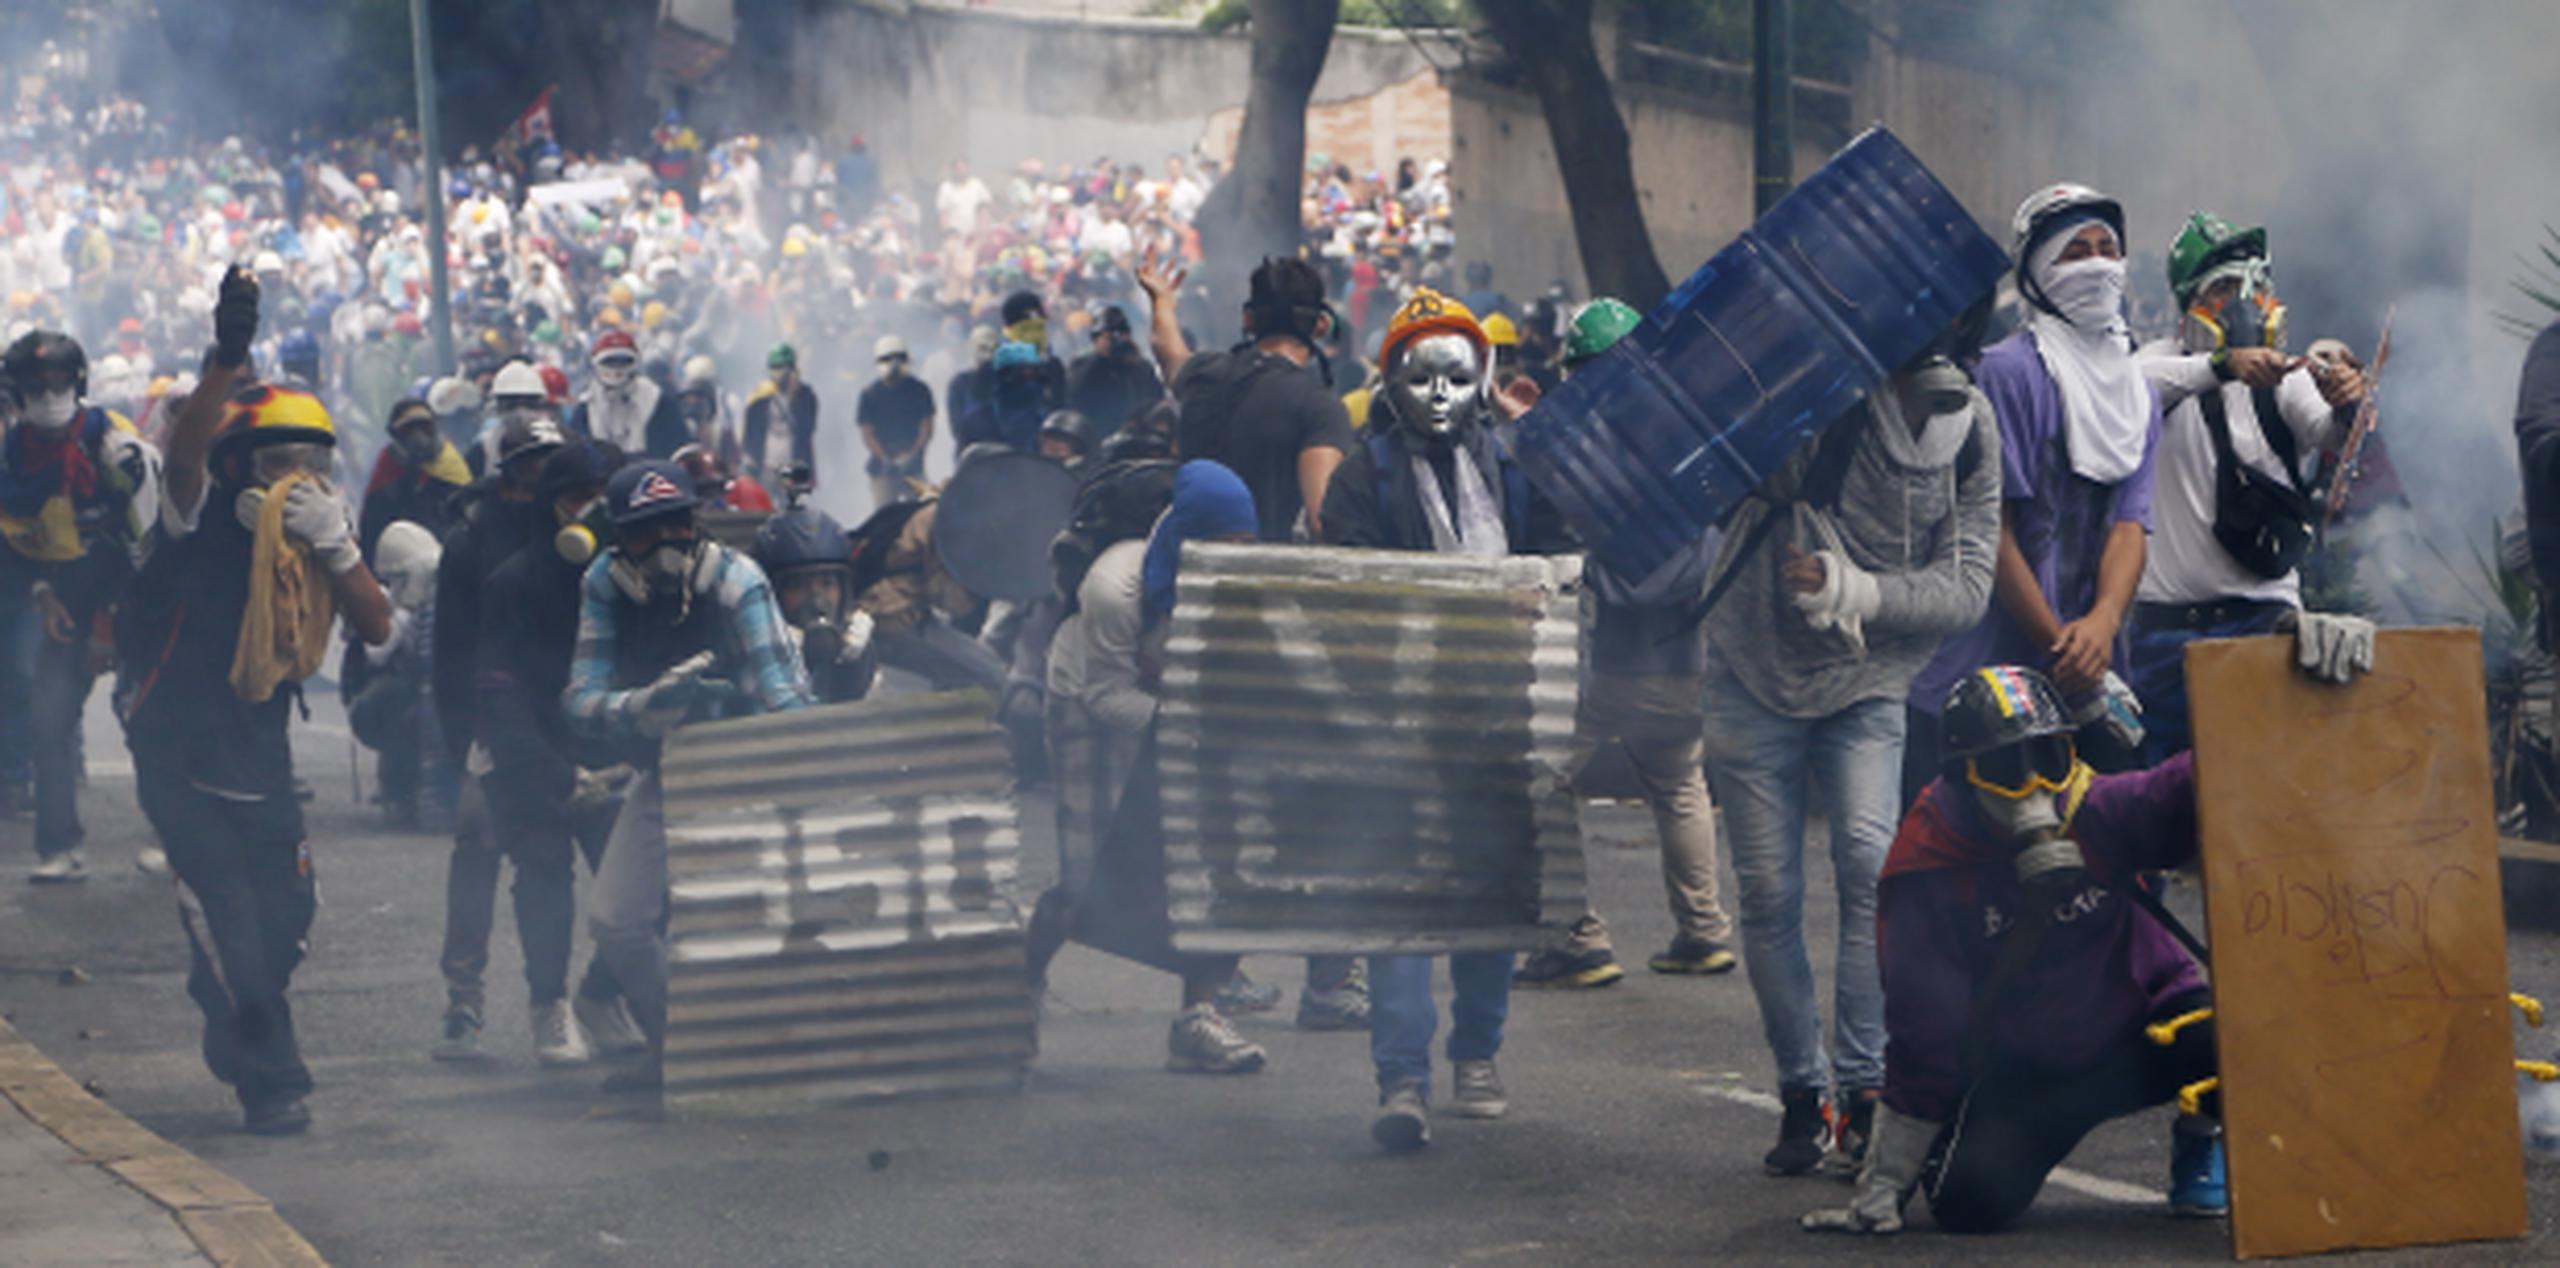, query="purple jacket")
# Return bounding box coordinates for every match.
[1878,754,2208,1122]
[1908,329,2161,716]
